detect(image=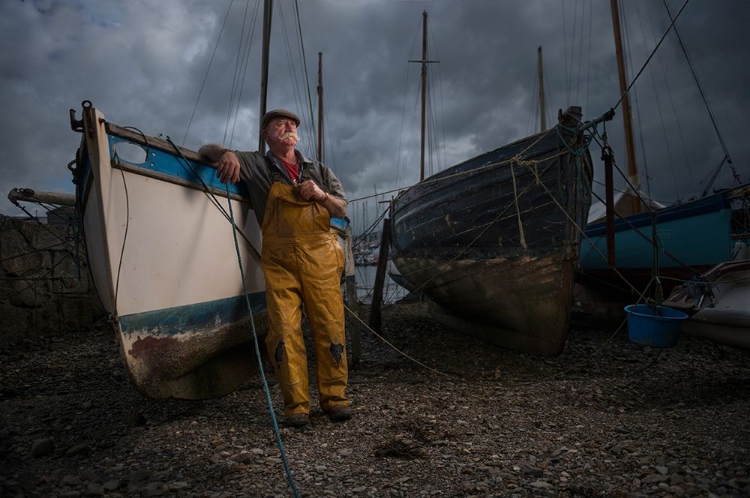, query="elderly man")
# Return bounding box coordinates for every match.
[199,109,351,428]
